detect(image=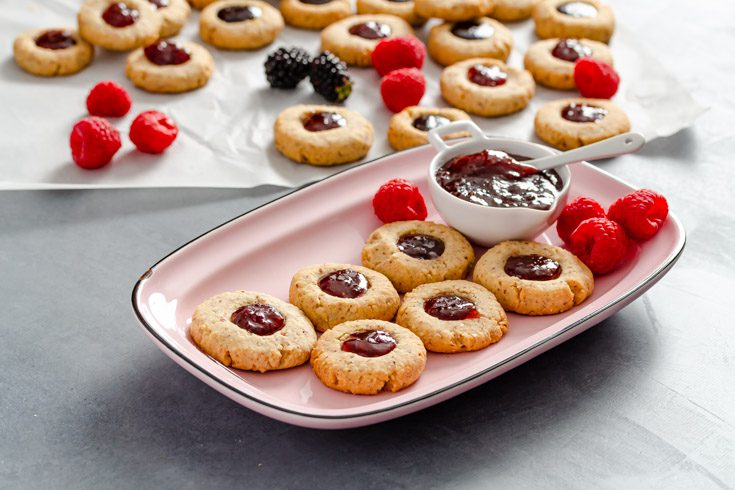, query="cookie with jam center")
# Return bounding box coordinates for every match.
[534,97,630,150]
[524,37,612,90]
[280,0,352,30]
[428,17,513,67]
[151,0,191,38]
[200,0,284,50]
[78,0,162,51]
[274,105,374,166]
[440,58,535,117]
[126,40,215,93]
[414,0,494,22]
[13,28,94,77]
[362,220,475,293]
[356,0,427,27]
[320,14,414,66]
[388,106,471,151]
[190,290,317,372]
[533,0,615,43]
[396,280,508,353]
[310,320,427,395]
[289,263,400,332]
[473,240,594,315]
